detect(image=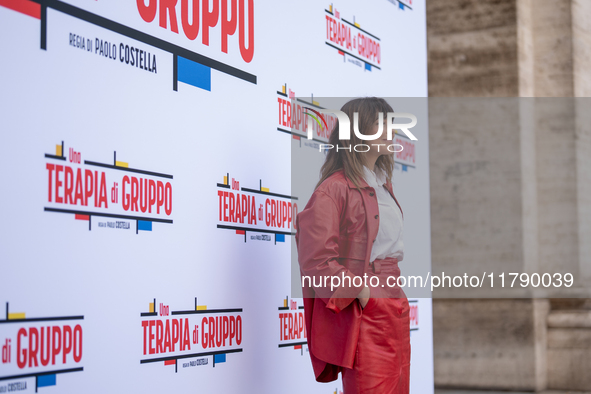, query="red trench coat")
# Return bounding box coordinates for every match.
[295,168,404,382]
